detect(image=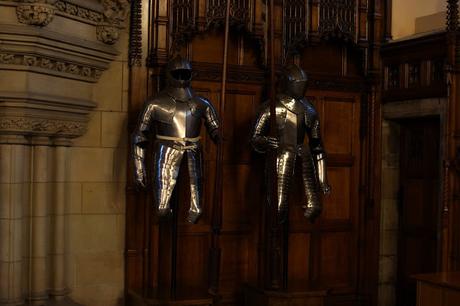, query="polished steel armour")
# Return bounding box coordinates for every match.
[251,64,330,222]
[132,57,219,224]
